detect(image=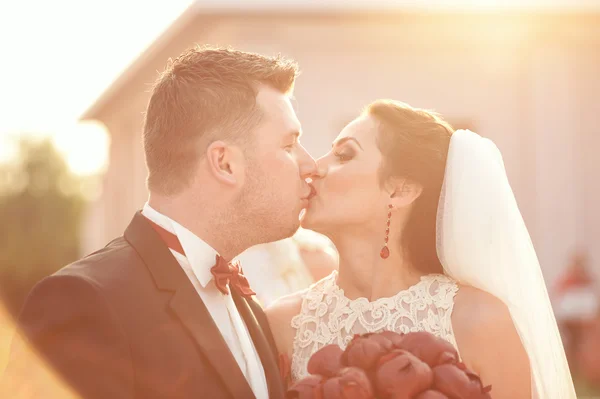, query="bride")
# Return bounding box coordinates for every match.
[266,100,576,398]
